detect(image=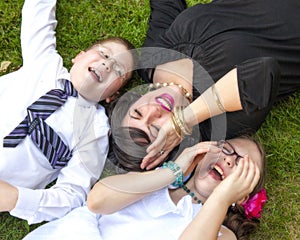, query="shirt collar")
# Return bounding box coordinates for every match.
[143,188,202,218]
